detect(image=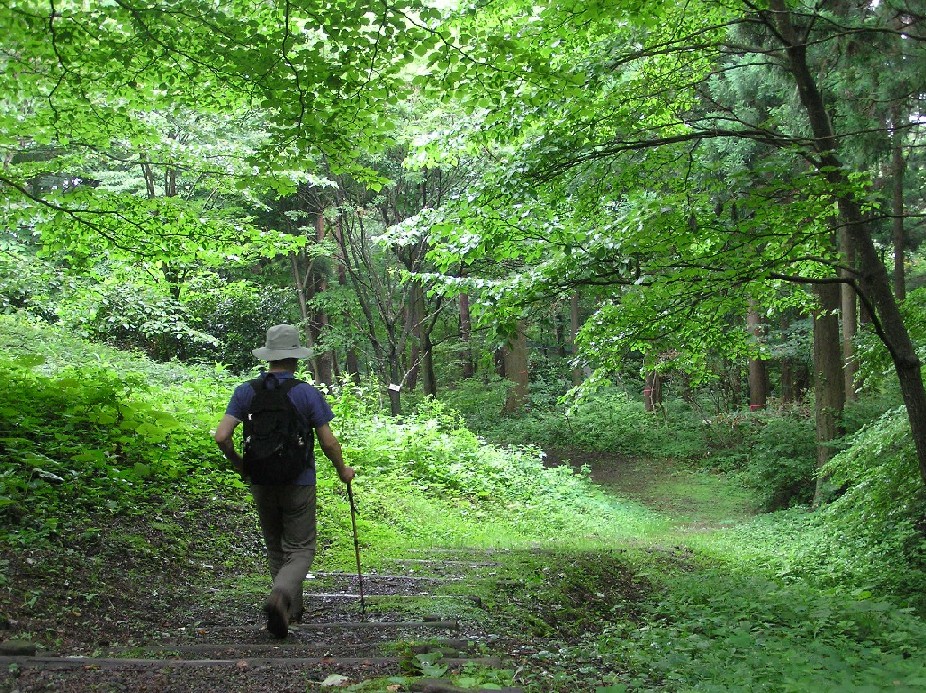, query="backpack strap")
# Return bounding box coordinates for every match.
[249,373,304,394]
